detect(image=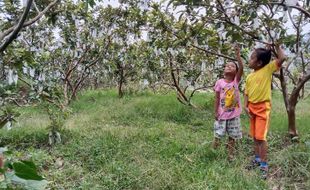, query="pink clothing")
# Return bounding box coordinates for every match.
[214,78,242,120]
